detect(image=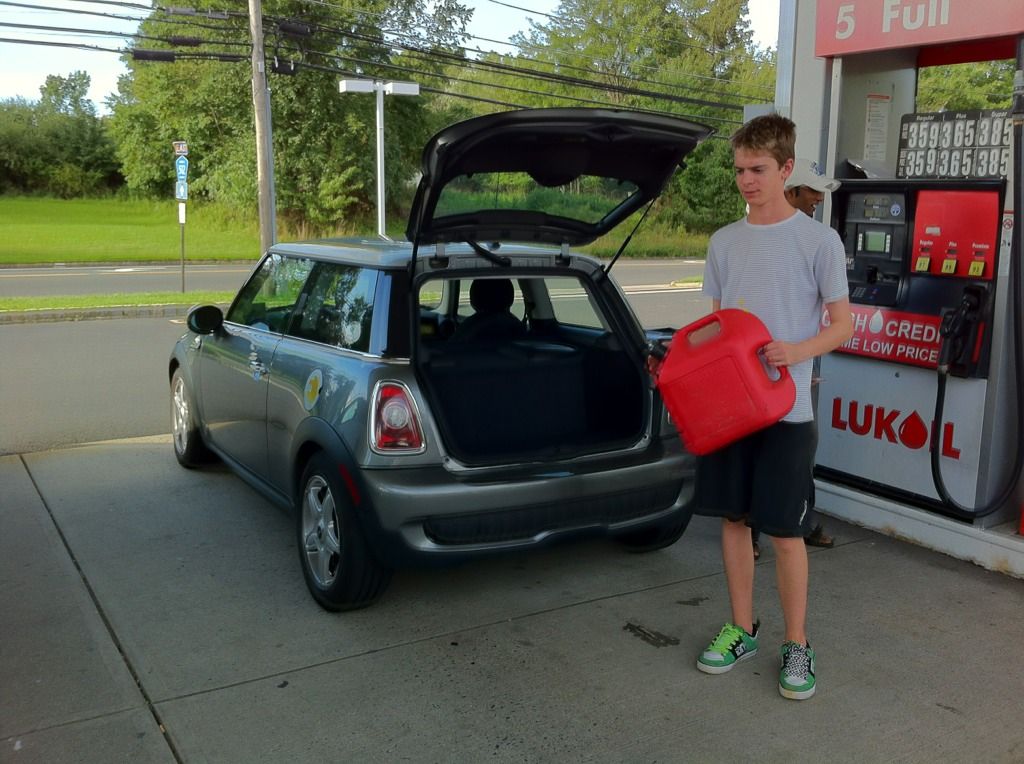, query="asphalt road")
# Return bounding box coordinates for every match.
[0,317,188,455]
[6,273,1024,762]
[0,286,709,456]
[0,263,258,297]
[0,259,706,297]
[10,440,1024,762]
